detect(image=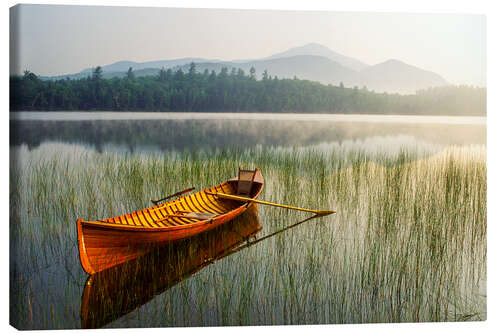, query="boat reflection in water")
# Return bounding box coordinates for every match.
[80,204,262,329]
